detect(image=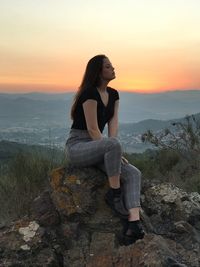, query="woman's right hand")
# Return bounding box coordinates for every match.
[121,156,129,164]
